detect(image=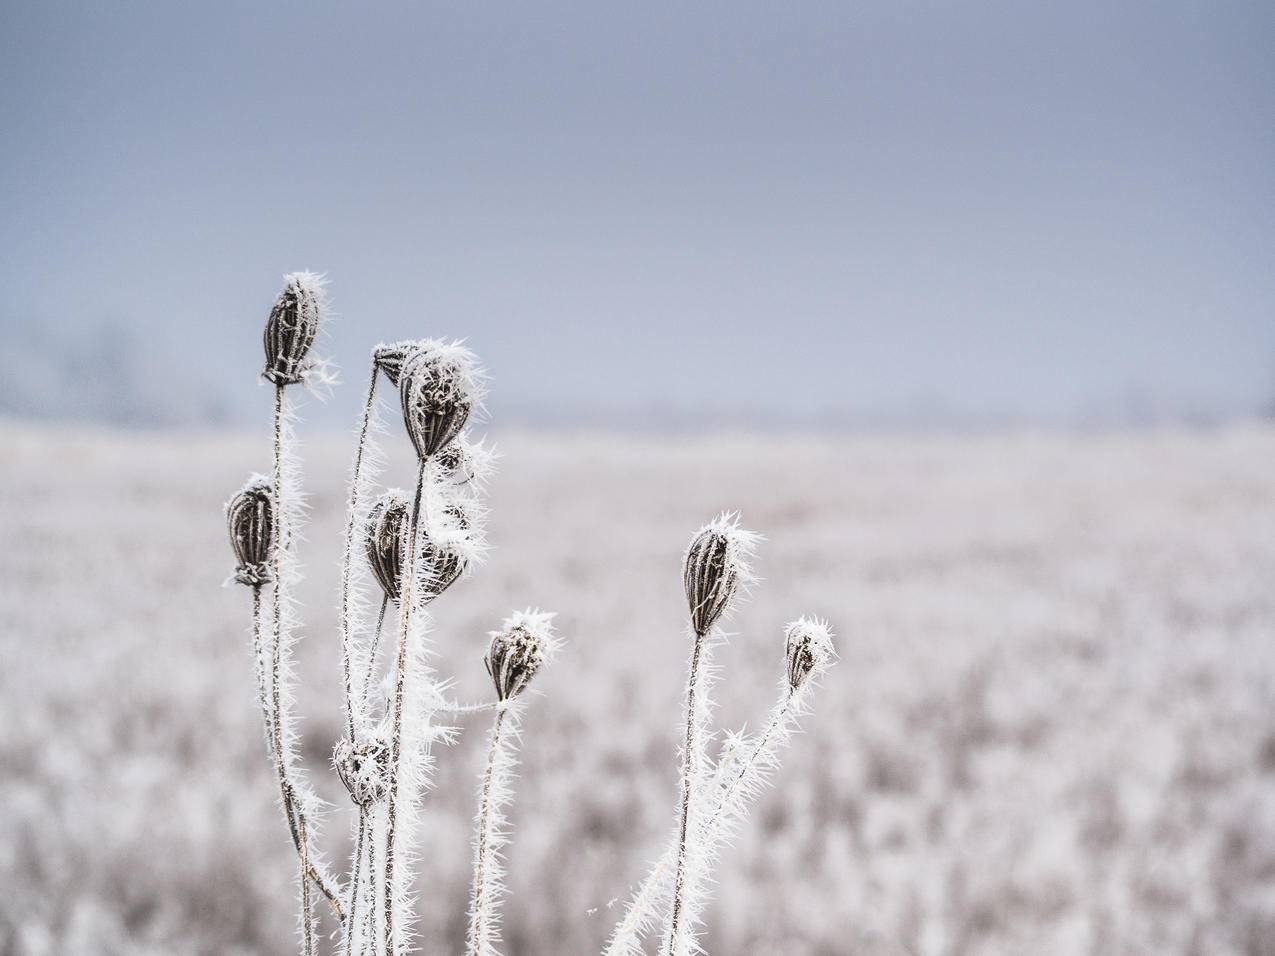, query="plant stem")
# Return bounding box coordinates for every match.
[343,809,367,956]
[273,382,317,956]
[383,460,426,956]
[467,707,507,956]
[666,629,706,956]
[341,362,380,740]
[361,595,390,716]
